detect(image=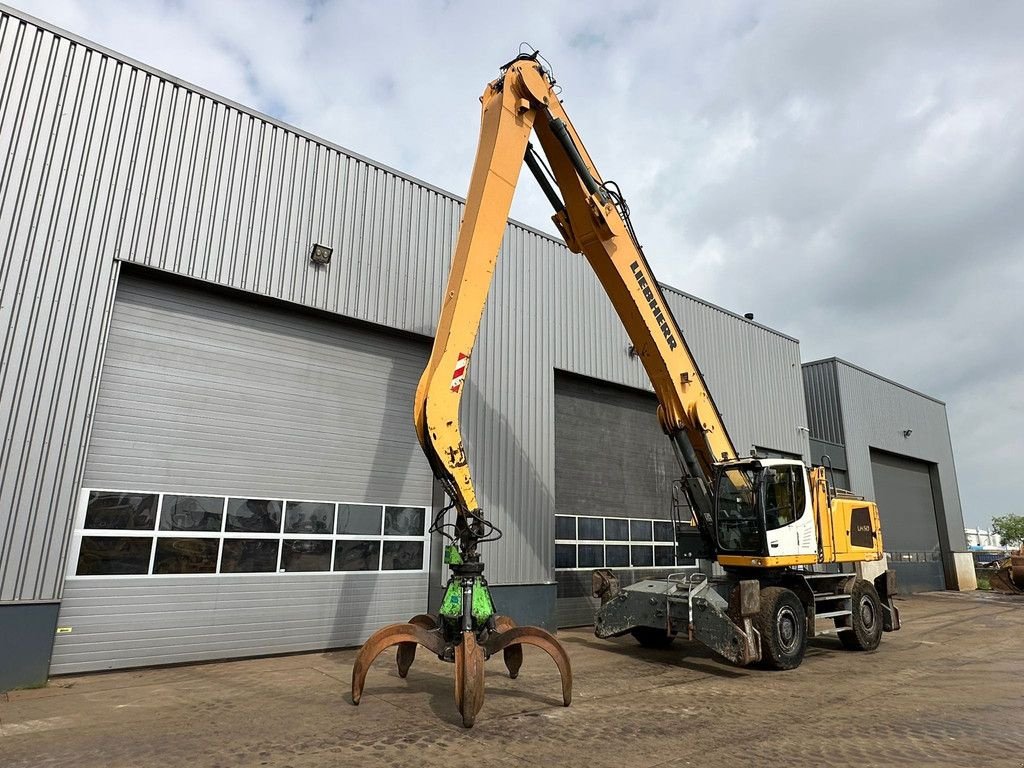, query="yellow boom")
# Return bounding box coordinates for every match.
[414,54,736,544]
